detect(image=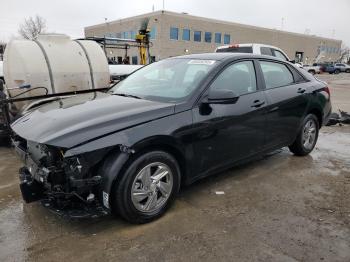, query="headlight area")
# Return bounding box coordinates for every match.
[18,142,111,219]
